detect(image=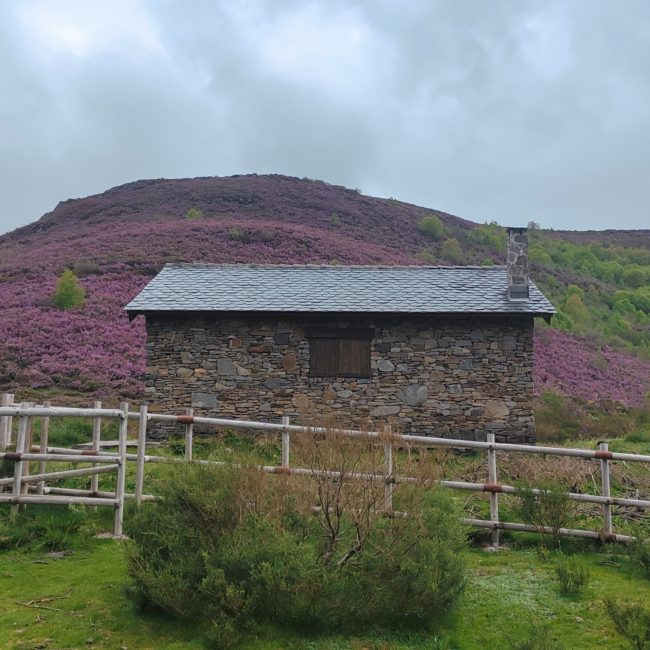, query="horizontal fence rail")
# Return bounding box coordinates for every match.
[0,394,647,543]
